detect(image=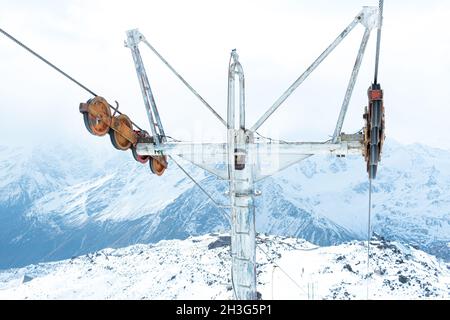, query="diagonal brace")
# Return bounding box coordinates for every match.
[251,8,376,132]
[332,27,371,143]
[140,37,227,127]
